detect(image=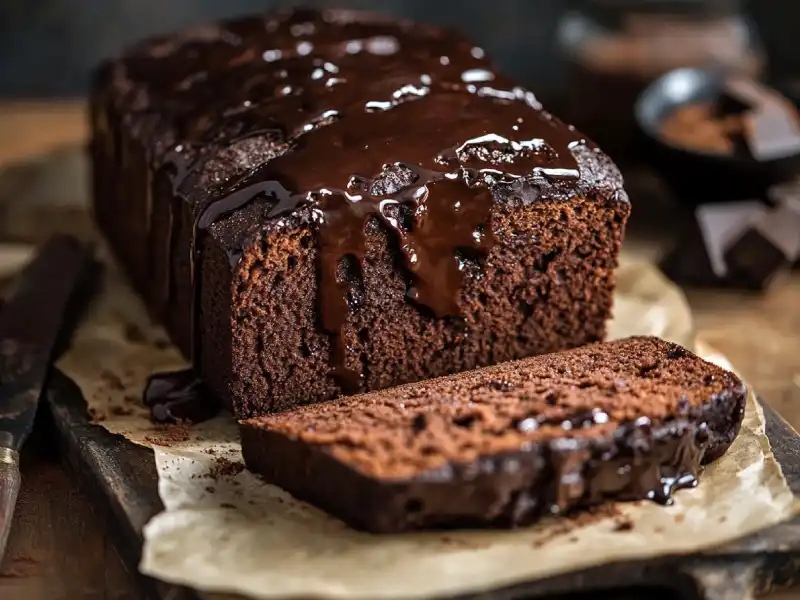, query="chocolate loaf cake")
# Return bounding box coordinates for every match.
[241,337,746,533]
[90,8,630,418]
